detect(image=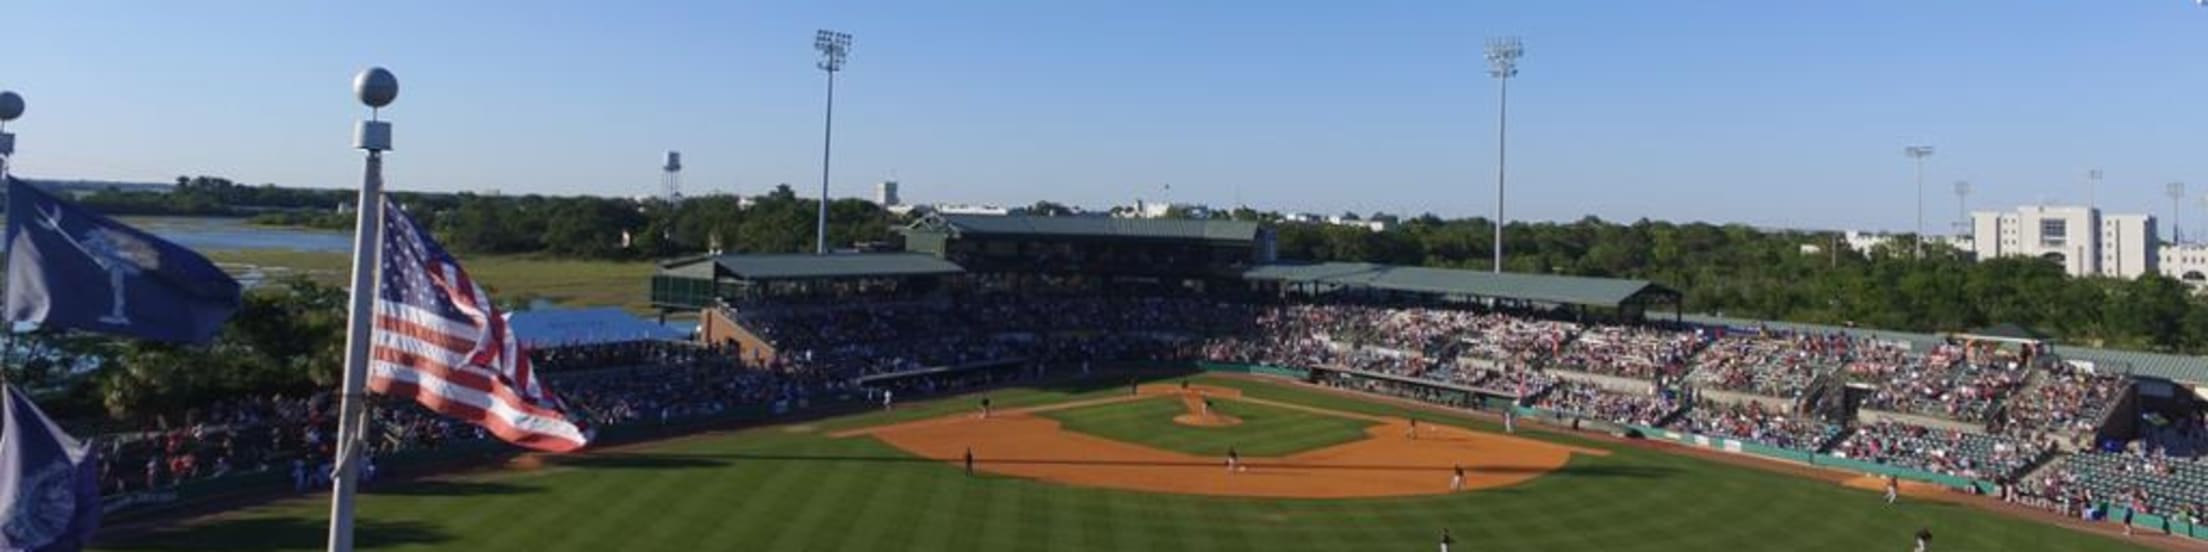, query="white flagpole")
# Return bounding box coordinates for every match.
[328,67,397,552]
[0,91,24,370]
[0,89,22,183]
